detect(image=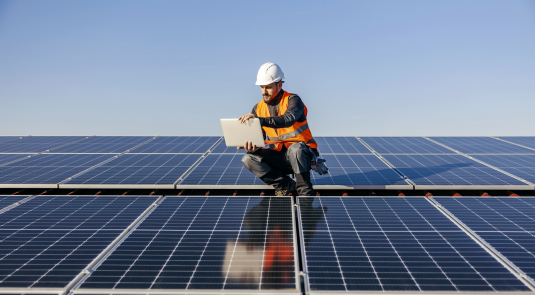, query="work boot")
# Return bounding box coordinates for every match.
[260,170,295,196]
[295,172,314,196]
